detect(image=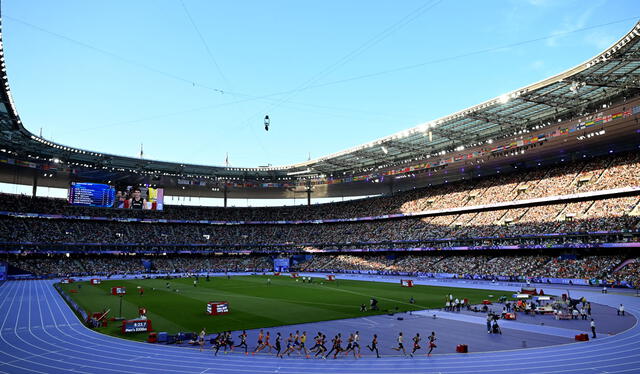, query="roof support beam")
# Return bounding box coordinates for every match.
[466,112,523,129]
